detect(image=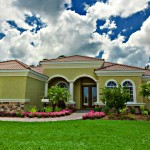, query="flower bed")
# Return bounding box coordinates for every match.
[0,109,72,118]
[82,110,106,120]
